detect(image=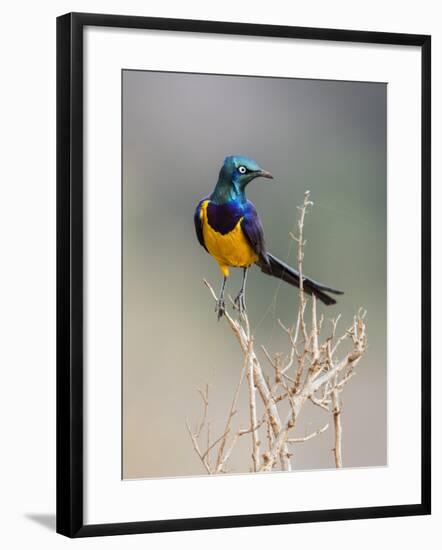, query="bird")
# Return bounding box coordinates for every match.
[194,155,343,319]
